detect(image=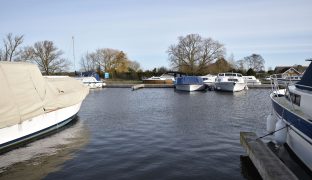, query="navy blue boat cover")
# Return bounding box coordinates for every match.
[176,76,203,85]
[296,61,312,91]
[81,71,100,81]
